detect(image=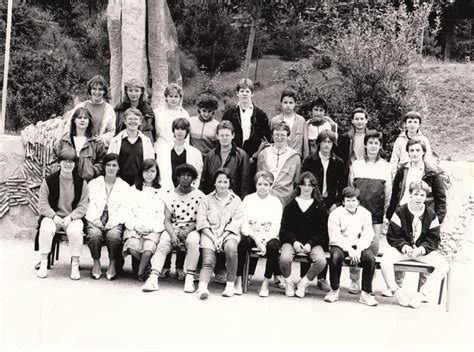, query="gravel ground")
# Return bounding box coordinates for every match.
[0,237,472,351]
